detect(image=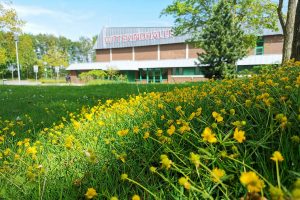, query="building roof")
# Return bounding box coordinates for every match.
[94,27,191,50]
[94,26,283,50]
[67,55,282,71]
